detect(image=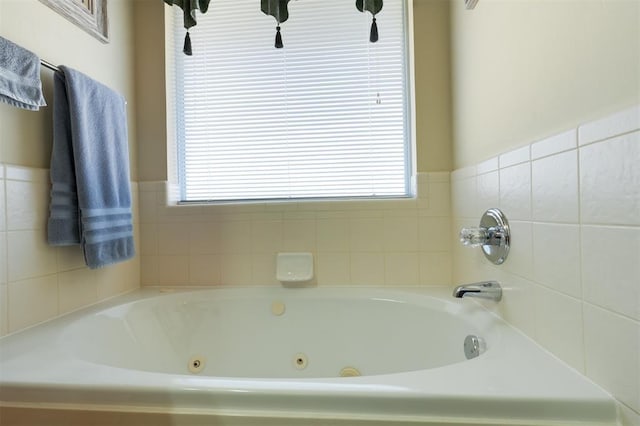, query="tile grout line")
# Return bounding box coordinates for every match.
[575,126,588,376]
[582,299,640,325]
